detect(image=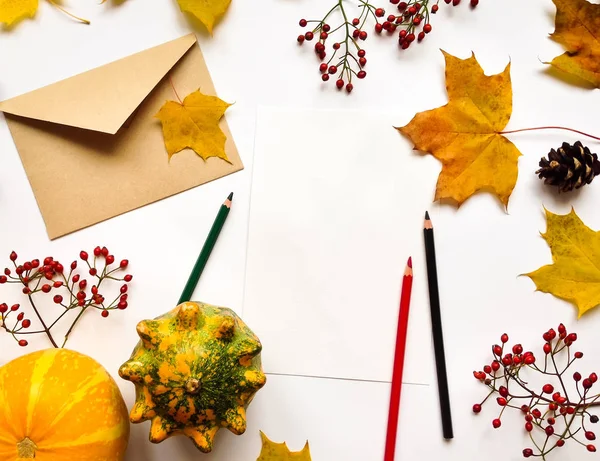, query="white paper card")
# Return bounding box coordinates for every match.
[243,107,440,383]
